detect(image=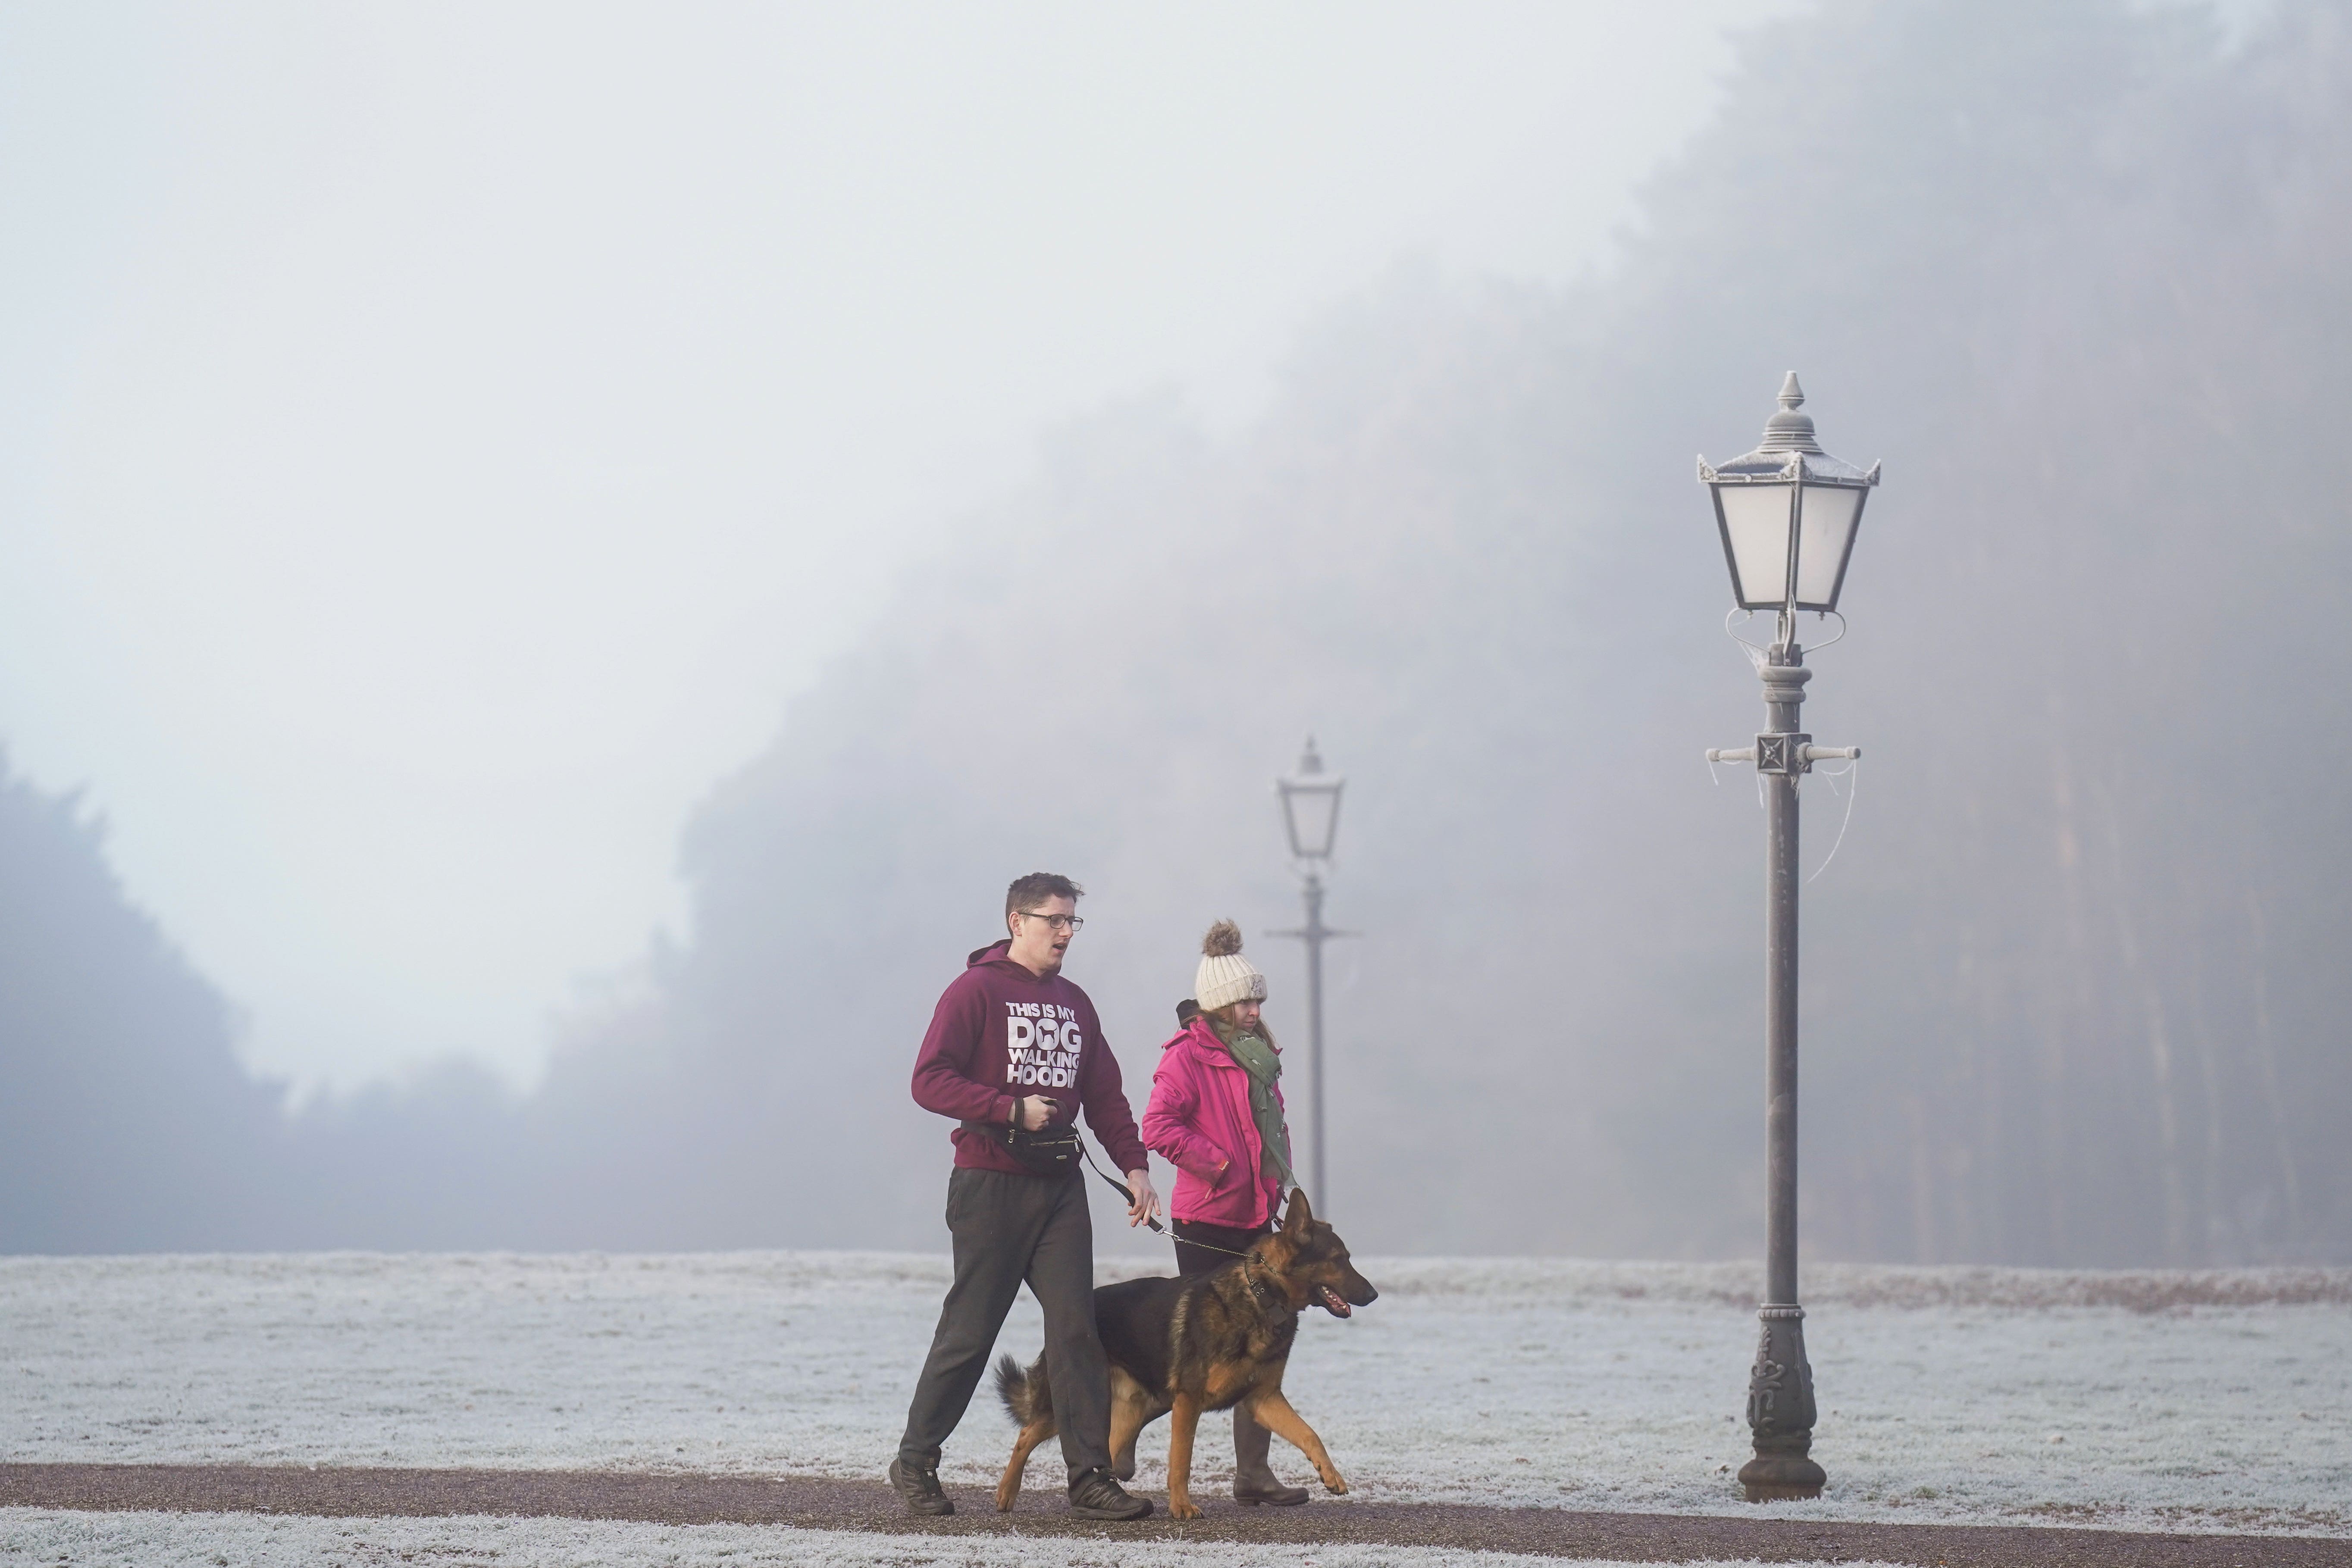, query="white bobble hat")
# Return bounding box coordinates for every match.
[1194,920,1267,1014]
